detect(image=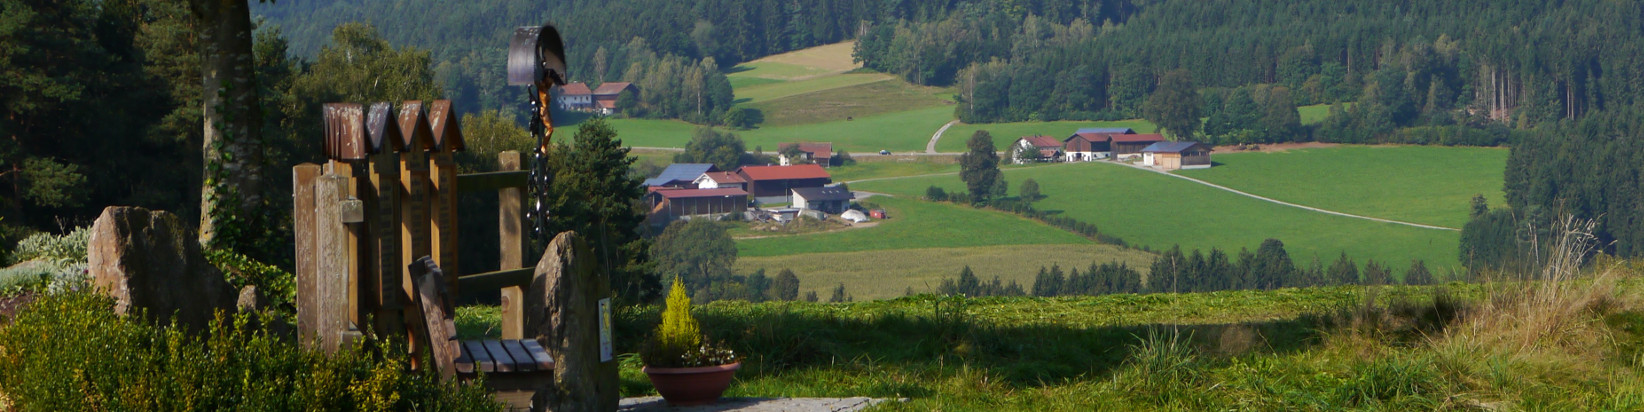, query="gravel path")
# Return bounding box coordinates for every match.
[619,397,890,412]
[926,120,959,154]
